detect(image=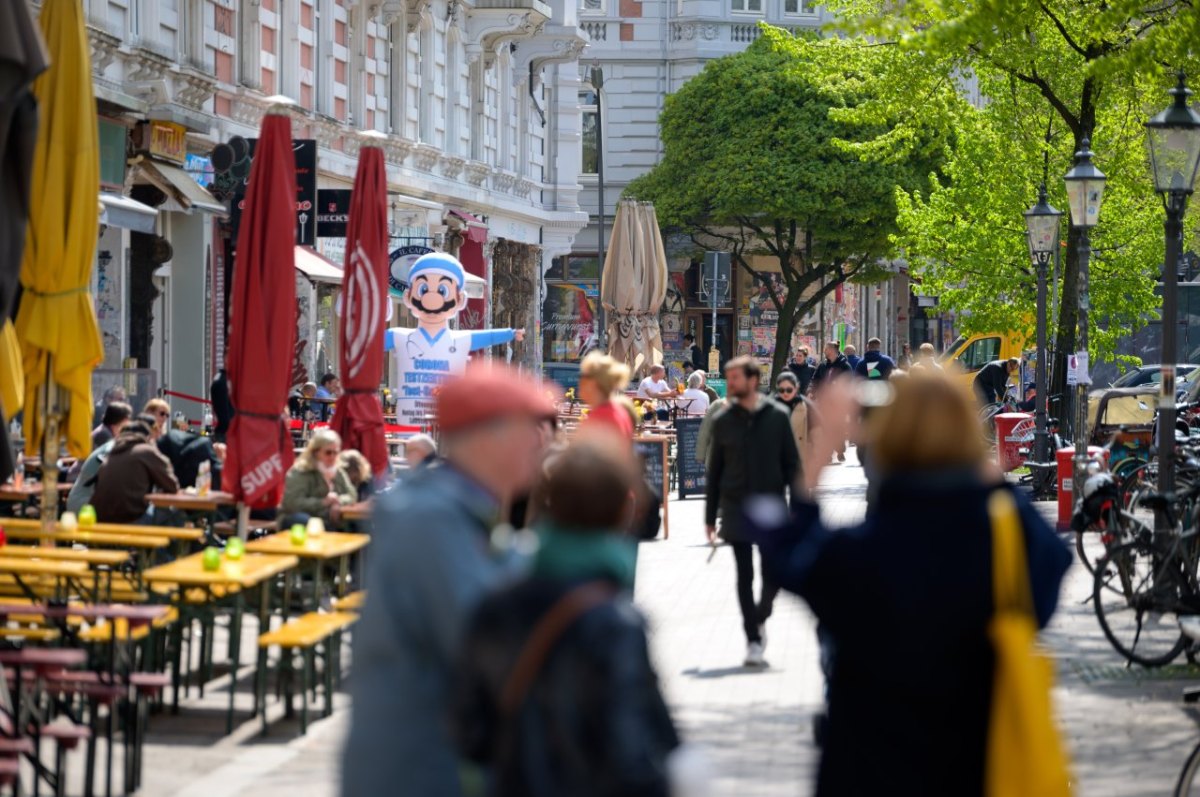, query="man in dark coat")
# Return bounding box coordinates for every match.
[157,427,223,489]
[854,337,897,381]
[685,334,705,372]
[974,358,1020,406]
[705,356,799,668]
[210,368,234,442]
[812,342,852,393]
